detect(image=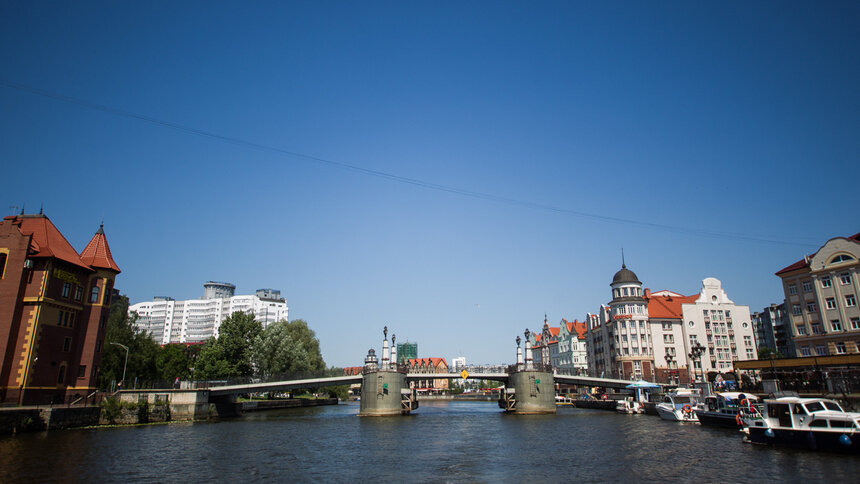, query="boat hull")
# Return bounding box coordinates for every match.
[656,404,697,422]
[747,427,860,453]
[695,410,741,428]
